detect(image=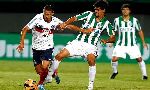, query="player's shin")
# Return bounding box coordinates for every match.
[111,61,118,73]
[138,60,147,76]
[38,68,48,85]
[88,65,96,90]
